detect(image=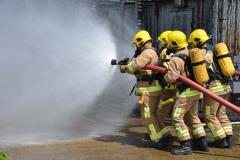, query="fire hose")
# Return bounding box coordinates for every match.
[111,58,240,114]
[144,65,240,114]
[235,70,240,76]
